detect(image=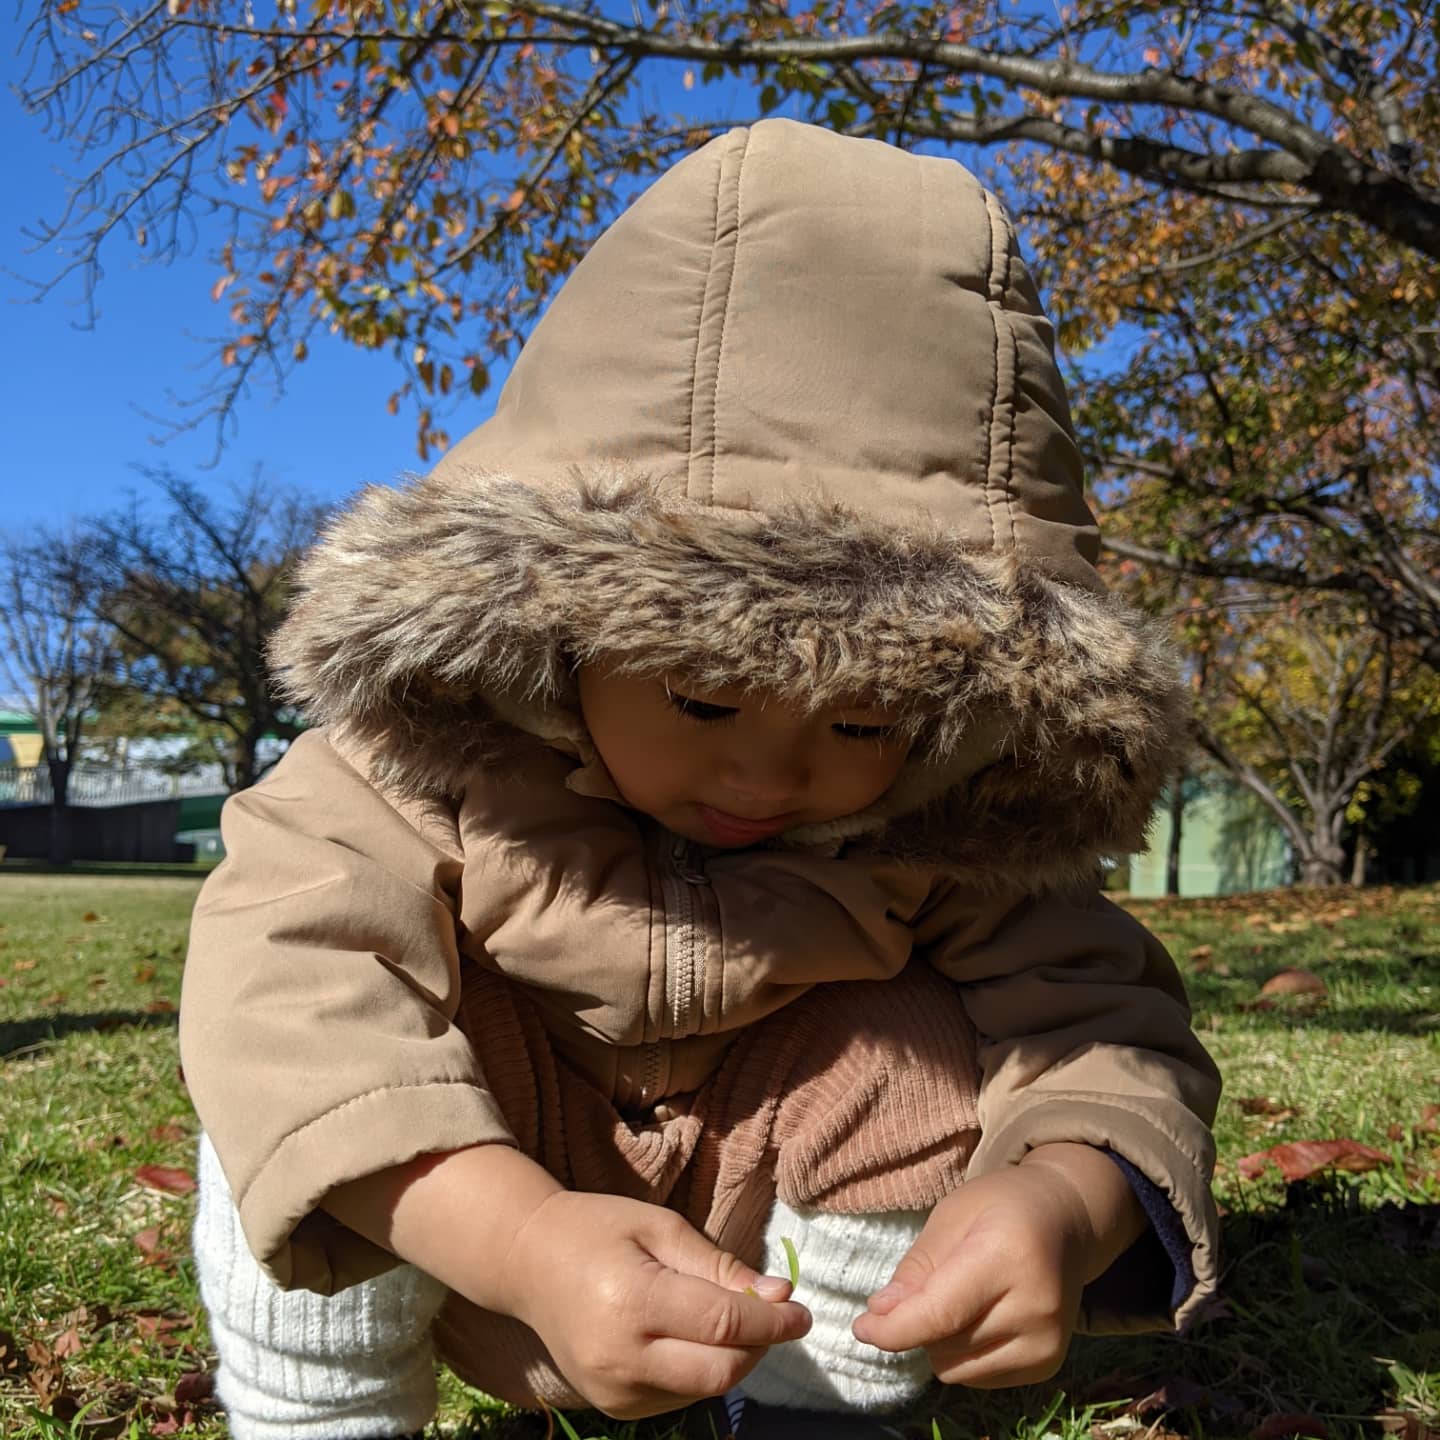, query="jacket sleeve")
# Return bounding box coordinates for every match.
[917,883,1222,1333]
[179,730,517,1295]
